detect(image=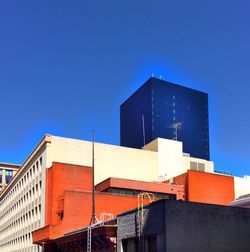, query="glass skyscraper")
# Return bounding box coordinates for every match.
[120,77,210,160]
